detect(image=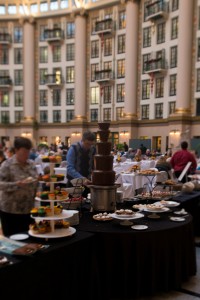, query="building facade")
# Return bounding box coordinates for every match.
[0,0,200,153]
